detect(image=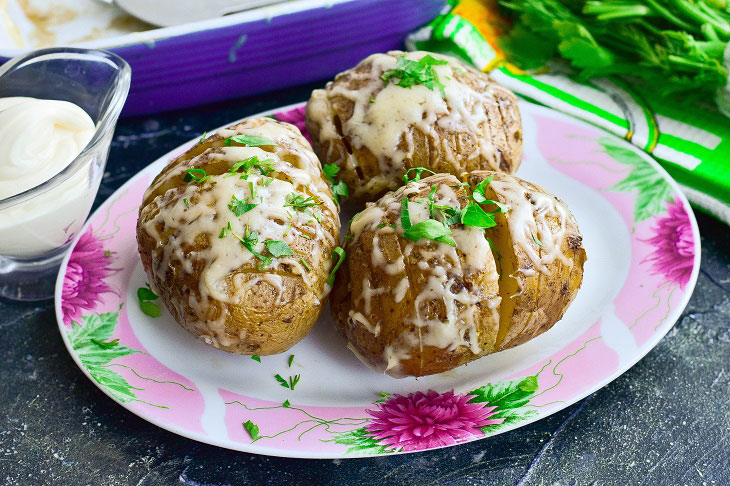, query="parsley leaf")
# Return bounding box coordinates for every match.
[323,164,351,205]
[285,193,321,211]
[403,167,437,184]
[265,240,294,257]
[400,198,412,230]
[461,202,497,229]
[382,54,449,96]
[228,195,258,216]
[137,286,159,302]
[403,219,456,246]
[472,176,494,204]
[183,168,211,184]
[138,285,161,318]
[227,156,276,178]
[243,420,260,440]
[232,227,272,267]
[532,233,543,247]
[282,399,291,408]
[225,134,276,147]
[328,247,346,286]
[376,391,391,403]
[251,355,261,363]
[274,373,290,388]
